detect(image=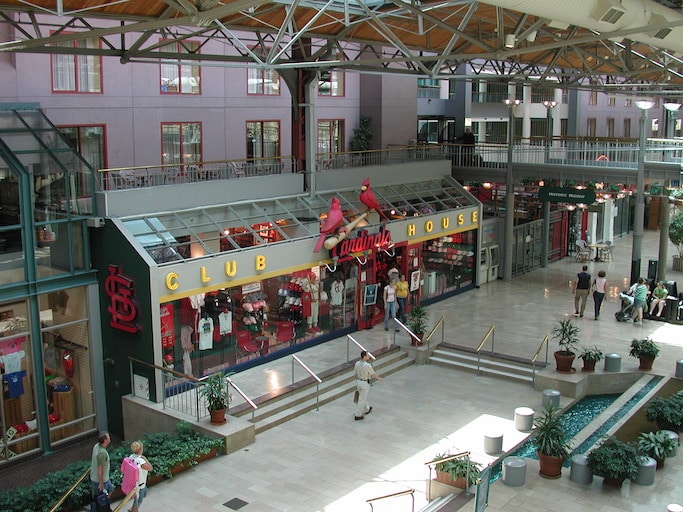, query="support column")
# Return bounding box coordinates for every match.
[541,201,550,268]
[503,94,520,280]
[631,102,652,283]
[659,192,670,281]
